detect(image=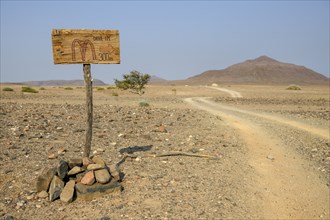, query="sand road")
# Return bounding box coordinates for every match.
[185,97,329,219]
[206,86,243,98]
